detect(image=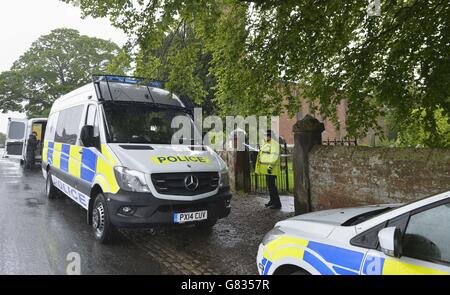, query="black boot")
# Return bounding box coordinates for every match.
[265,201,273,207]
[269,203,281,210]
